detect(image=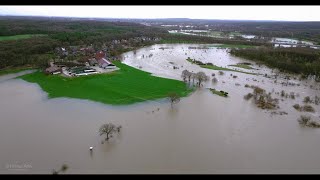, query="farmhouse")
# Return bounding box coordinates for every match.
[97,58,116,69]
[88,58,98,66]
[95,51,116,69]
